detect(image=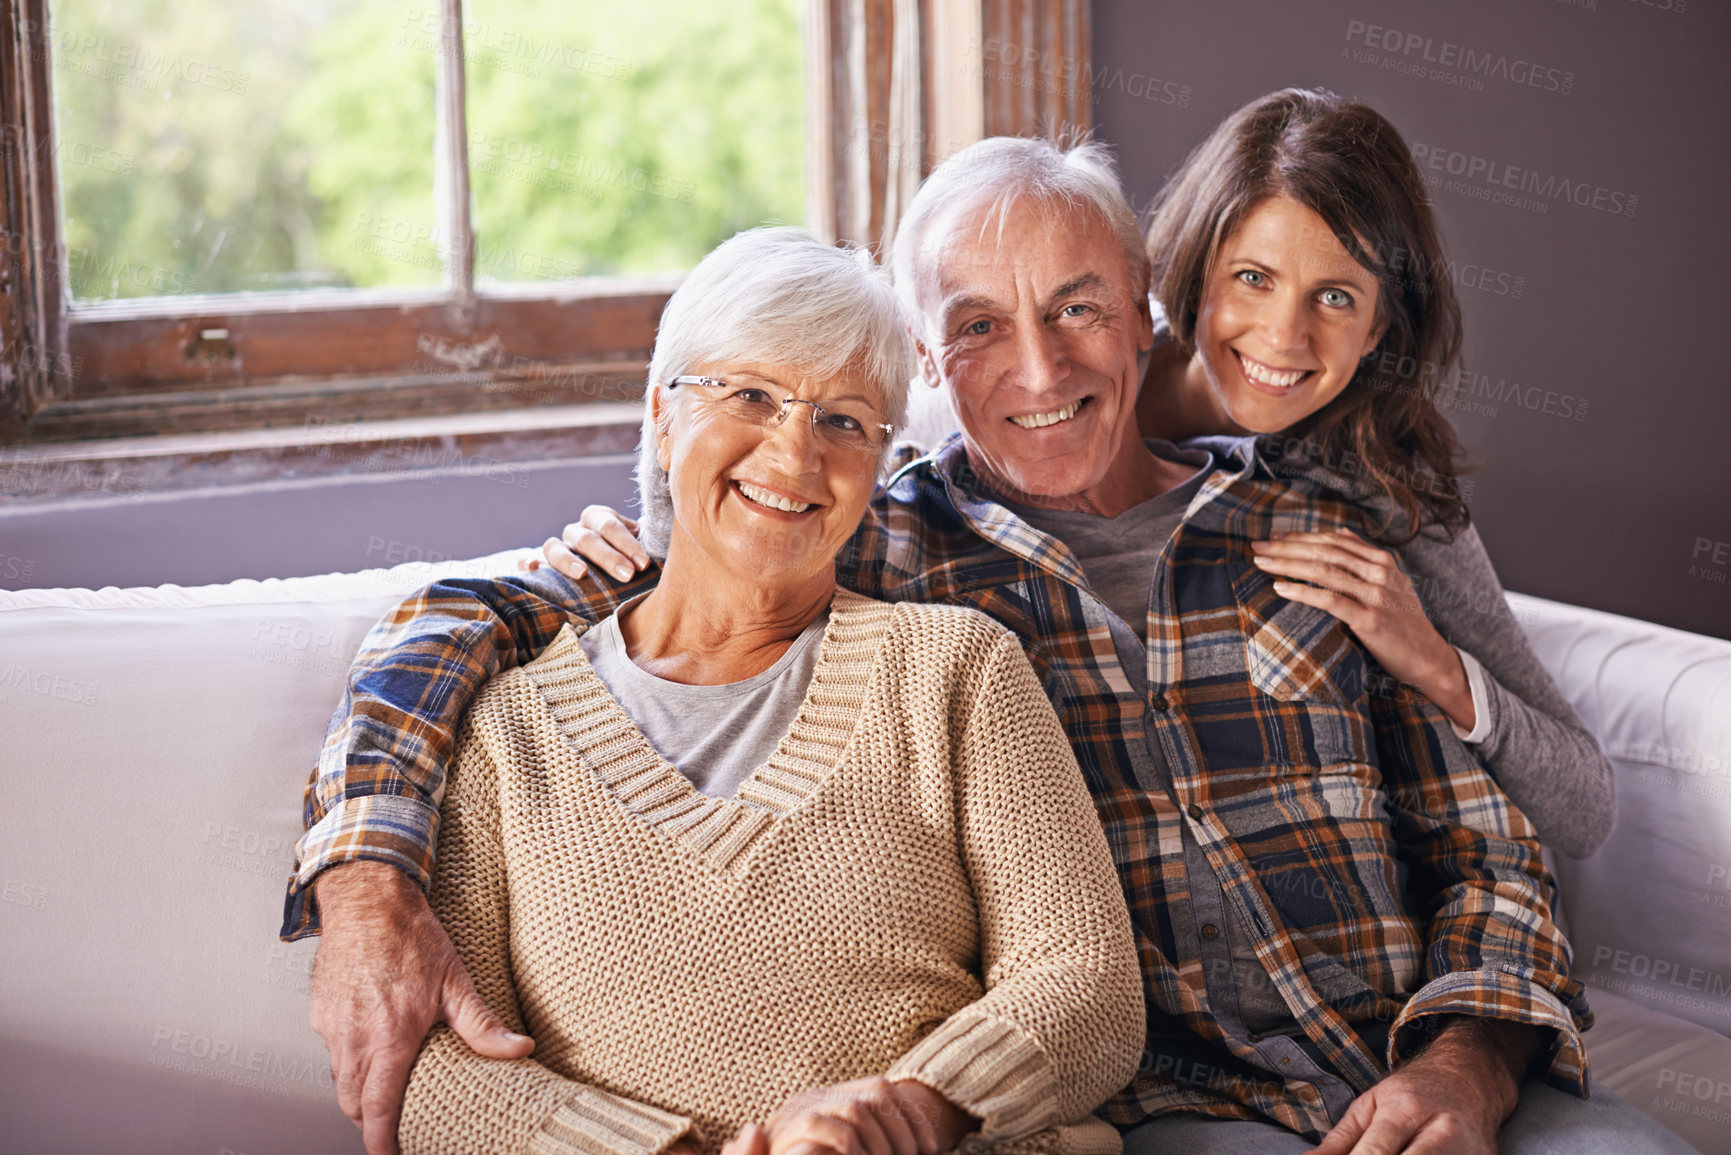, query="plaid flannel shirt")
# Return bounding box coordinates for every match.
[285,434,1588,1138]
